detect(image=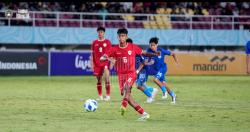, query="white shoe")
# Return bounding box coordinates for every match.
[103,96,110,101]
[151,88,158,99]
[171,94,176,104]
[162,92,167,99]
[137,112,150,121]
[96,96,103,101]
[146,97,153,103]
